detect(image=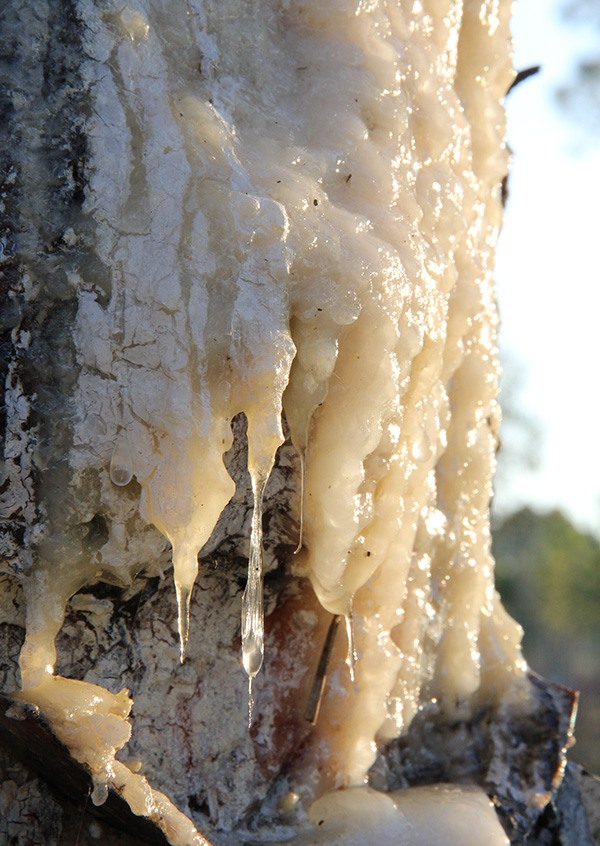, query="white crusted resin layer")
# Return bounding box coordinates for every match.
[292,784,510,845]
